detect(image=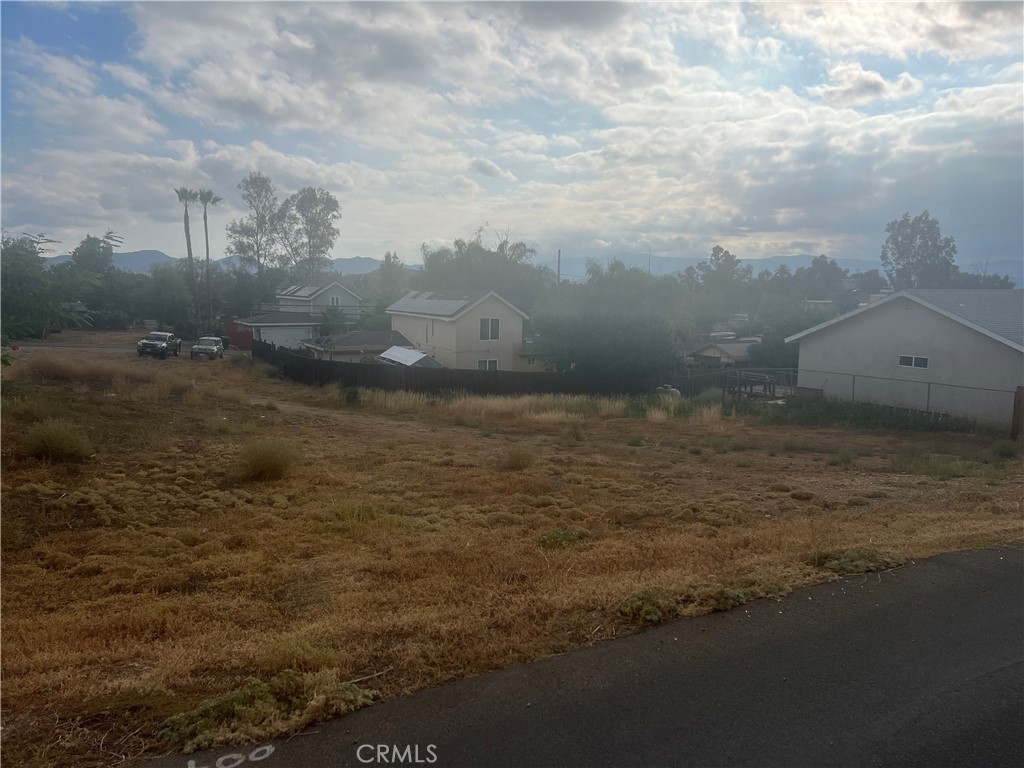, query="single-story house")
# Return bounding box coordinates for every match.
[690,340,761,367]
[232,311,321,350]
[785,288,1024,427]
[386,290,534,371]
[300,330,414,363]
